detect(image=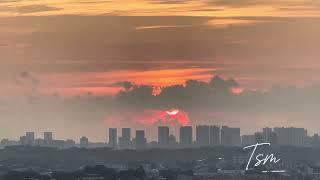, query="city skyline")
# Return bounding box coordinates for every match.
[2,125,317,146]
